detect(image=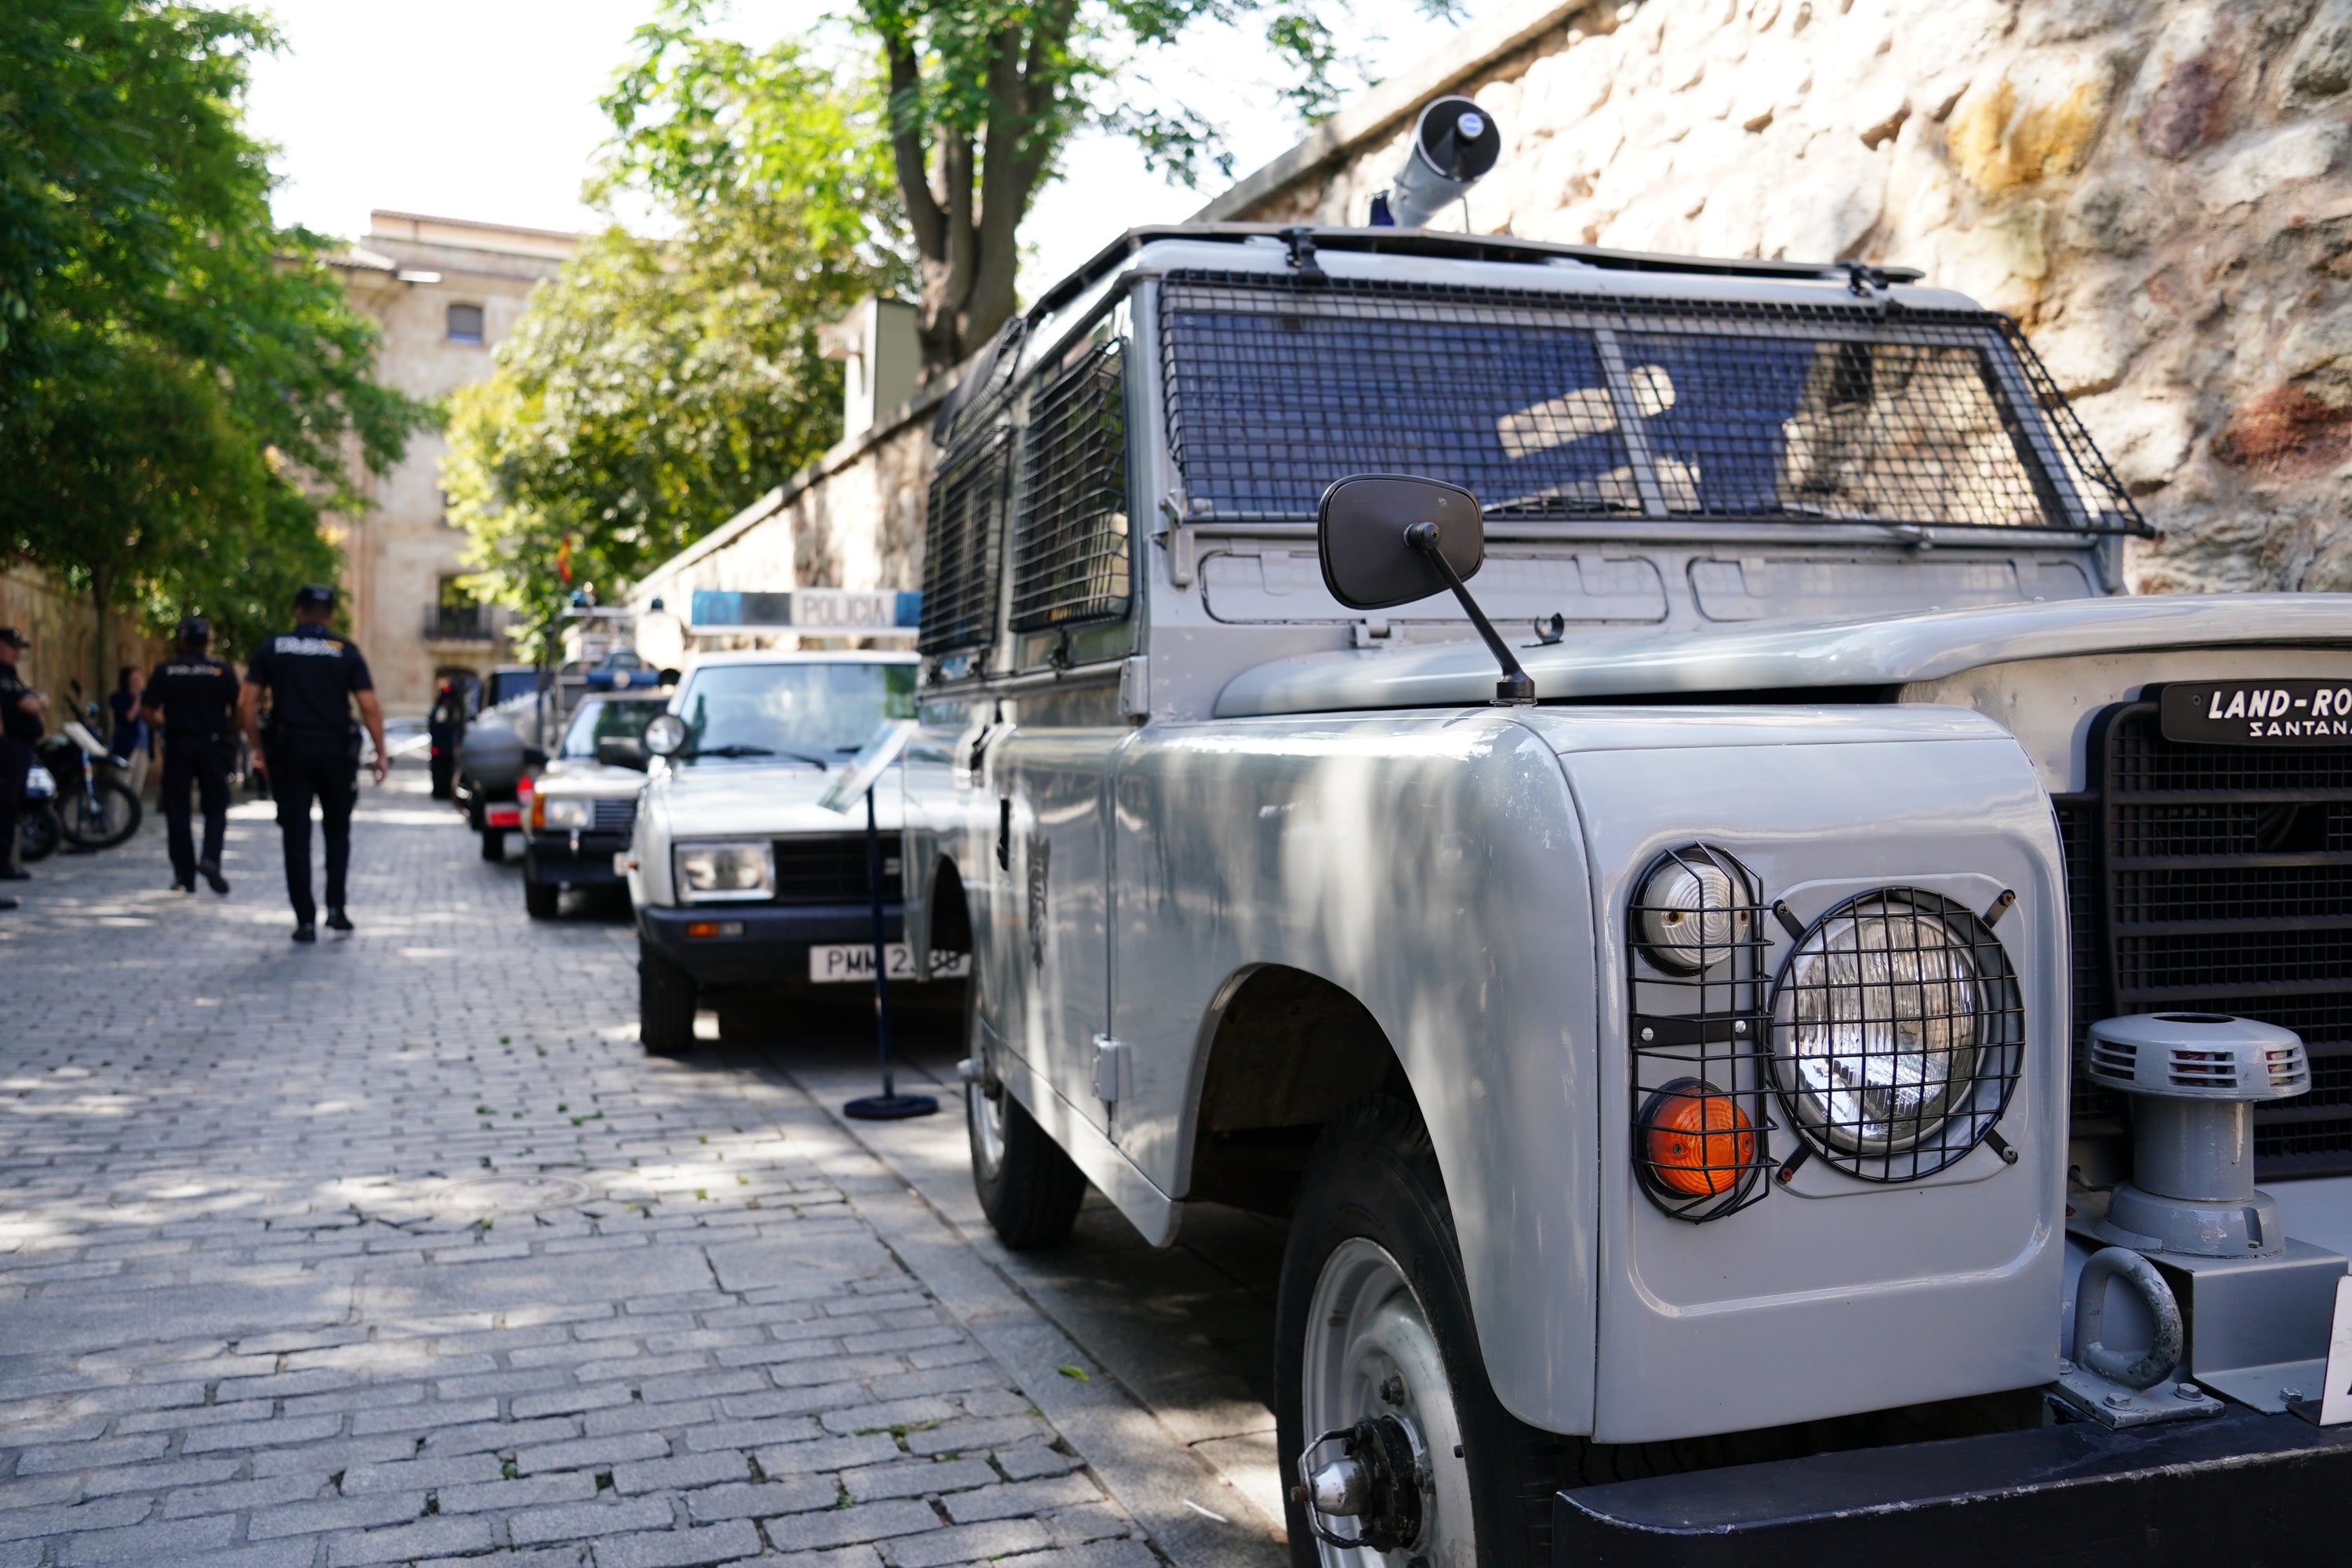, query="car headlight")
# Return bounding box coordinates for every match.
[675,841,773,902]
[1768,889,2021,1177]
[542,797,591,829]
